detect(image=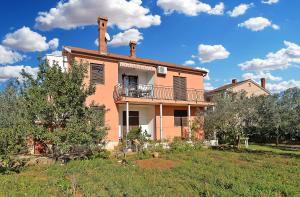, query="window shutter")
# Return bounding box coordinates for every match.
[173,76,187,100]
[91,64,104,84]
